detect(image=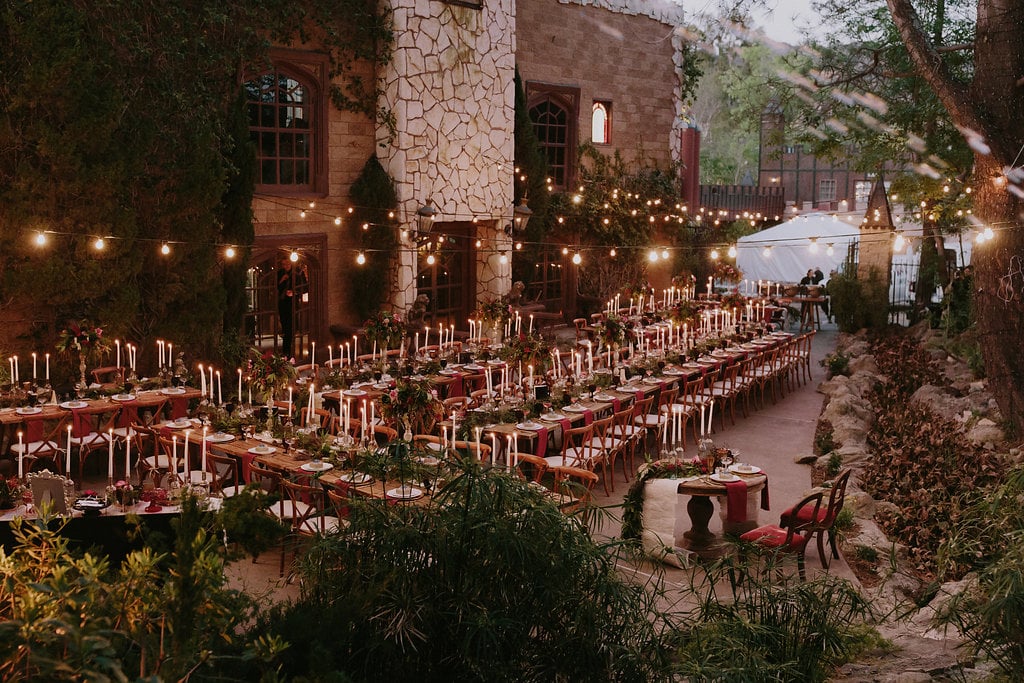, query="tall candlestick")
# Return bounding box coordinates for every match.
[172,436,178,478]
[328,344,333,366]
[17,431,23,478]
[490,432,497,467]
[108,428,115,481]
[201,426,208,476]
[184,429,191,484]
[167,343,172,367]
[45,353,50,382]
[311,341,316,364]
[66,426,73,476]
[32,352,37,381]
[208,366,214,400]
[287,386,293,416]
[199,364,206,396]
[216,371,222,405]
[238,369,243,402]
[125,431,131,481]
